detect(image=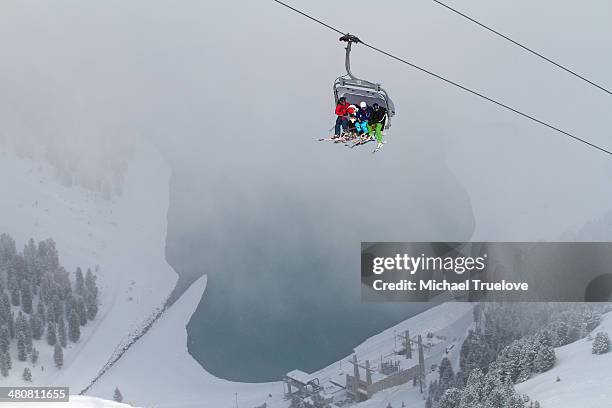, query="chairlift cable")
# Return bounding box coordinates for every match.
[432,0,612,96]
[271,0,612,157]
[271,0,344,36]
[359,41,612,156]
